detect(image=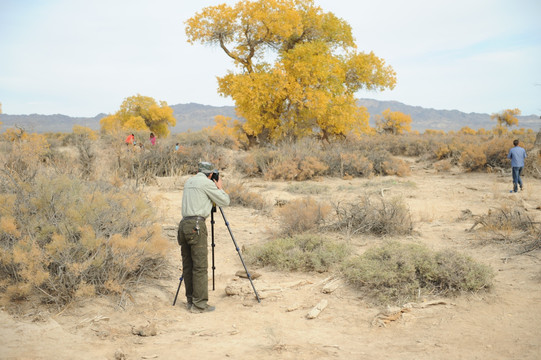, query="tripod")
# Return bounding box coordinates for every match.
[172,206,261,306]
